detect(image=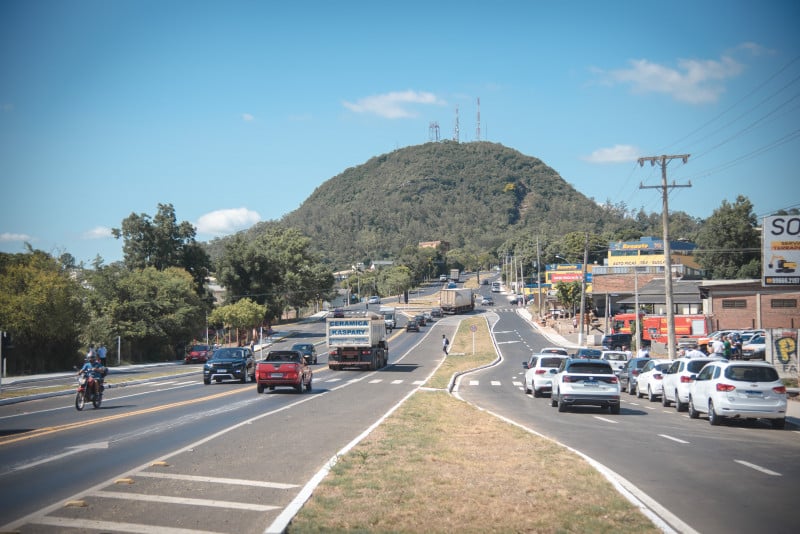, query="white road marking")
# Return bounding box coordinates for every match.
[658,434,690,444]
[391,379,403,384]
[13,442,109,471]
[91,490,279,511]
[369,379,382,383]
[32,516,219,534]
[469,380,479,386]
[512,381,523,387]
[135,471,298,489]
[593,416,618,424]
[734,460,782,476]
[490,381,501,386]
